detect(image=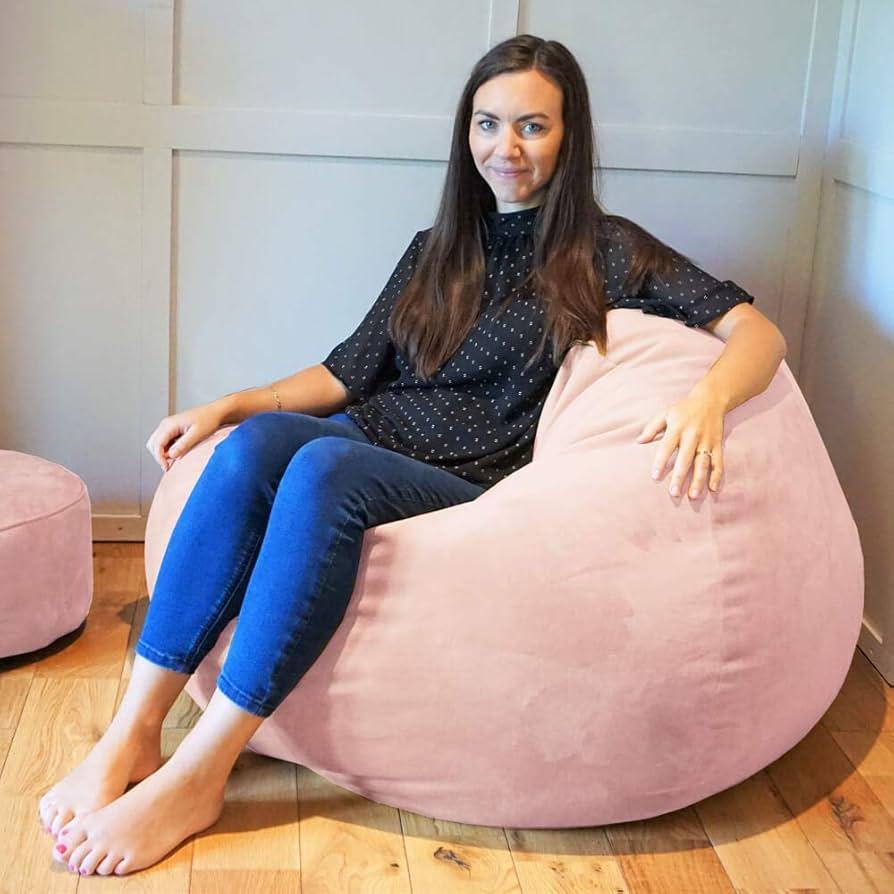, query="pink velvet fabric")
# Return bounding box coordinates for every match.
[144,309,864,828]
[0,451,93,658]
